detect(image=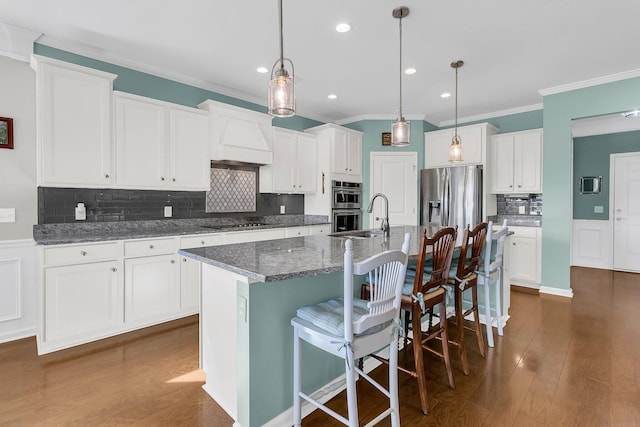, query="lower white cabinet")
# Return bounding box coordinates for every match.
[38,223,330,354]
[44,261,121,346]
[124,254,181,326]
[506,226,542,286]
